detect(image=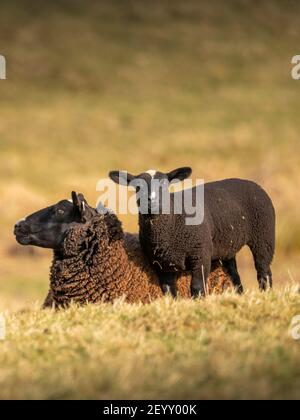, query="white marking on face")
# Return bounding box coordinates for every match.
[146,169,157,178]
[68,199,73,203]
